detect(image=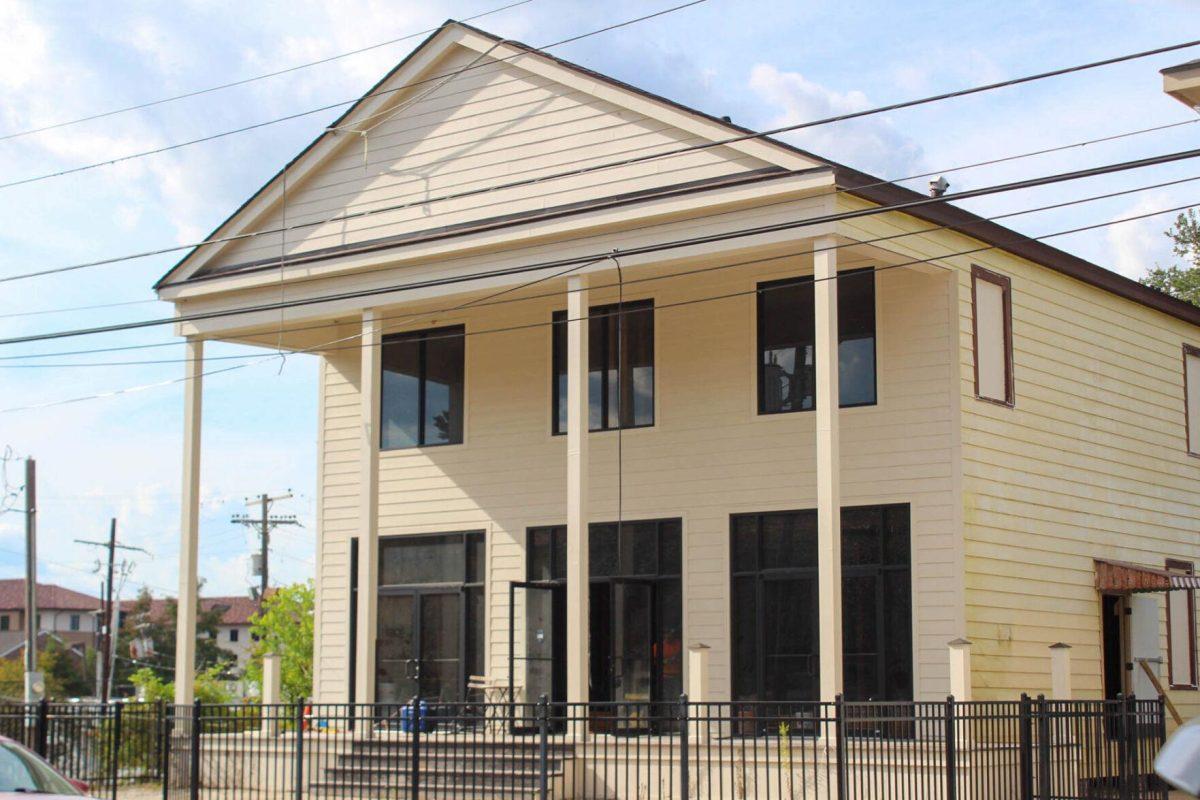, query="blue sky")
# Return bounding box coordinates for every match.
[0,0,1197,601]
